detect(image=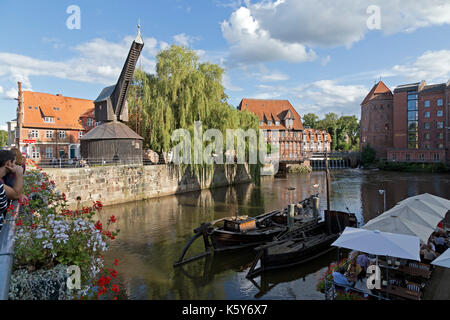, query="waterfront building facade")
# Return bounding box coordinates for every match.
[238,99,332,162]
[14,82,95,162]
[360,80,450,164]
